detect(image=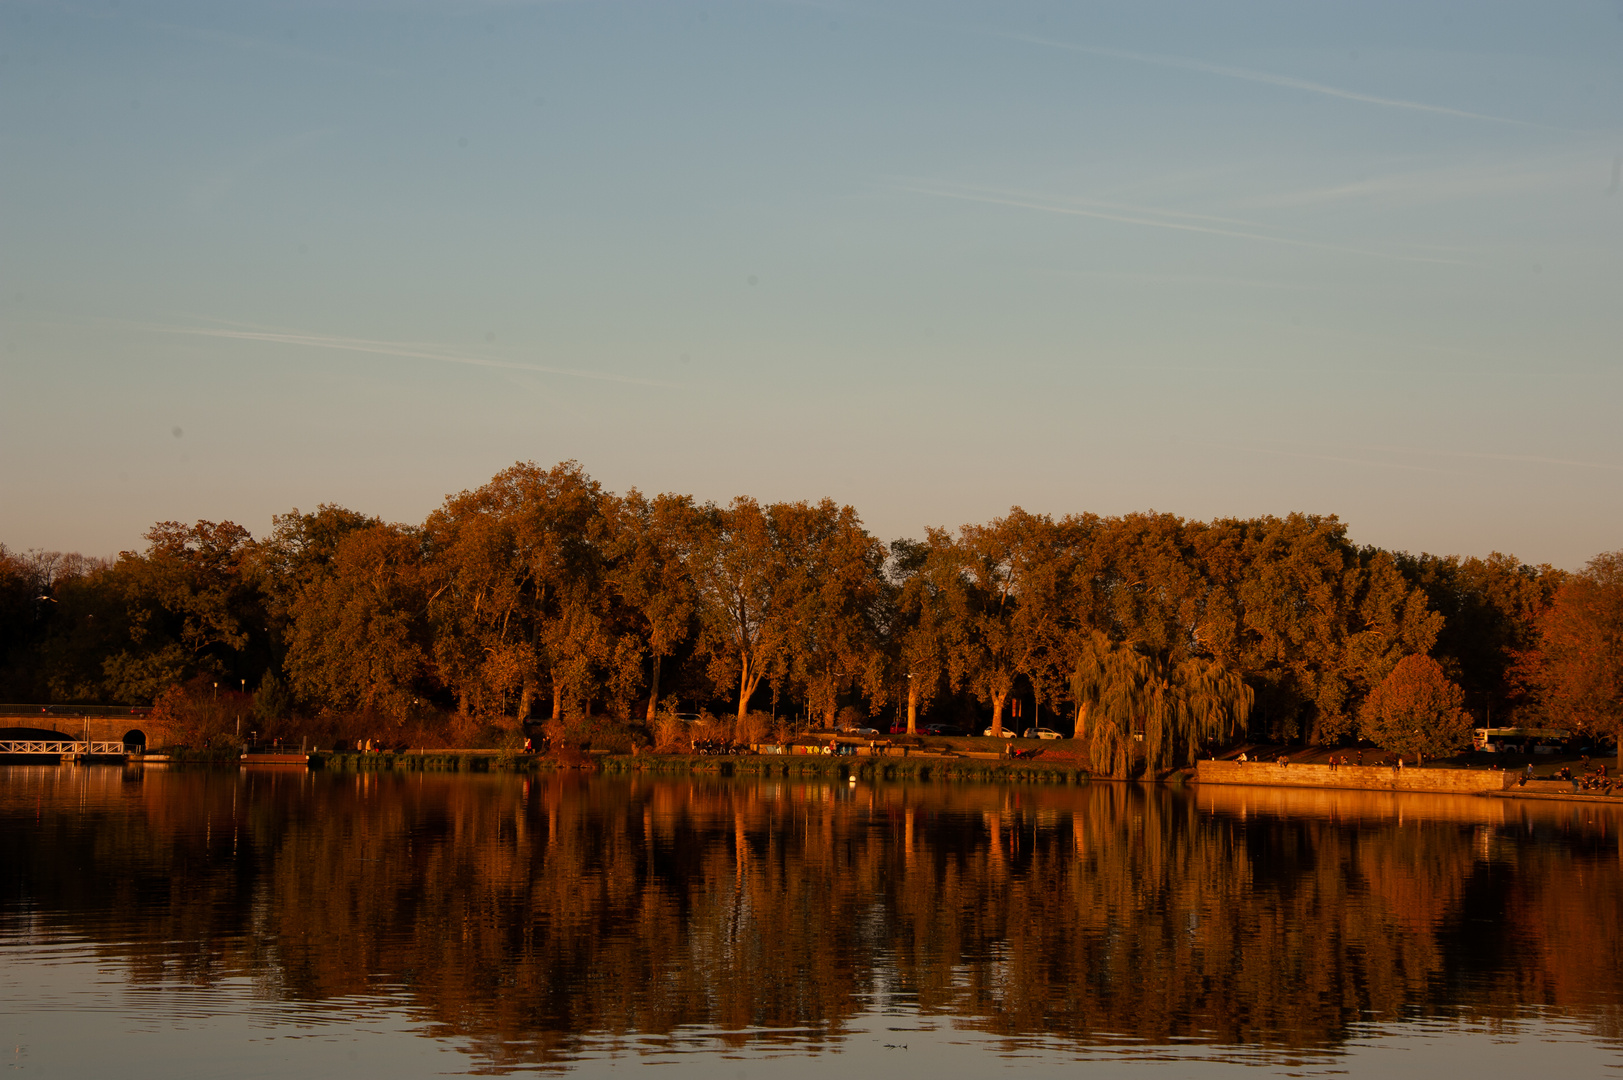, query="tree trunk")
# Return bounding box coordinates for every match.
[991,691,1007,736]
[907,680,919,735]
[736,655,752,720]
[519,677,533,722]
[551,683,562,721]
[645,654,661,723]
